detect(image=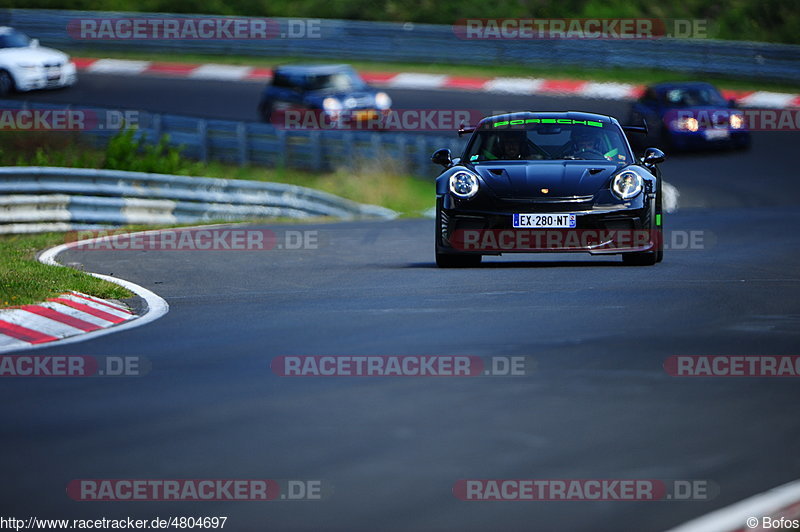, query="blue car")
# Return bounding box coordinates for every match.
[628,82,750,151]
[258,64,391,126]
